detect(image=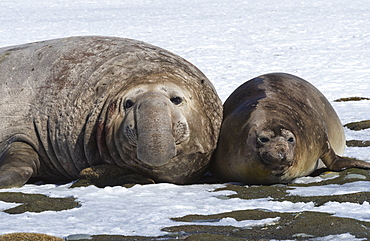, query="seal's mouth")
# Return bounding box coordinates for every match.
[261,152,293,176]
[130,151,209,184]
[134,152,179,170]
